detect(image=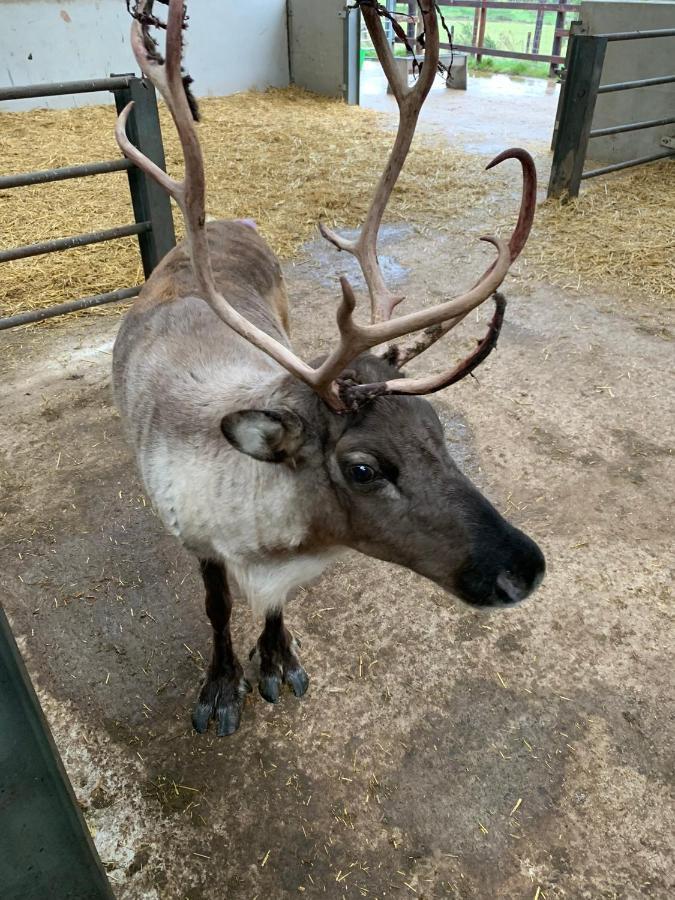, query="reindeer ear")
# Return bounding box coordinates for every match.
[220,409,306,463]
